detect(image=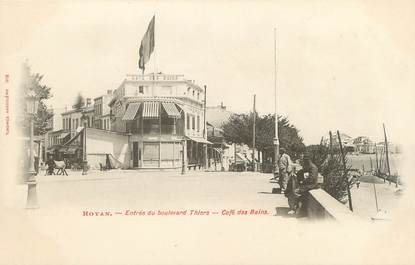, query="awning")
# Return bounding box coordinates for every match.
[122,102,141,120]
[161,102,181,118]
[142,102,159,118]
[186,136,212,144]
[63,129,83,146]
[58,132,70,139]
